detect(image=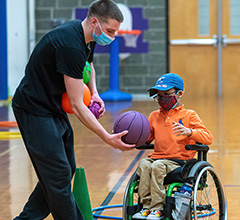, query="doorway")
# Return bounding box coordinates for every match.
[169,0,240,98]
